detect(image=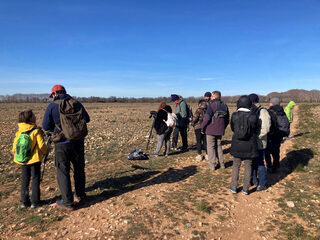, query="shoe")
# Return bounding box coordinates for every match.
[56,200,74,211]
[30,203,38,209]
[229,186,237,194]
[20,204,27,209]
[242,189,249,195]
[149,153,158,157]
[195,155,202,161]
[256,185,267,191]
[205,154,208,161]
[74,194,86,204]
[206,165,215,170]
